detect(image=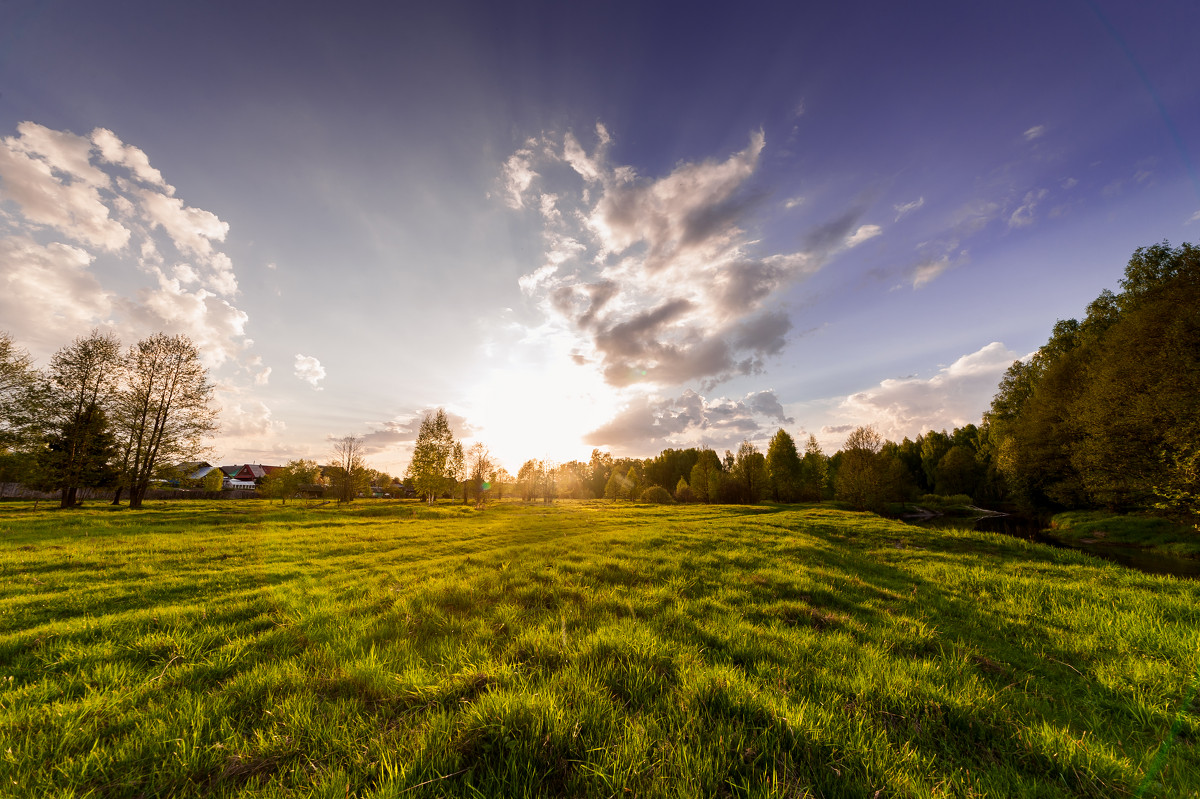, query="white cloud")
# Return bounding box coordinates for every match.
[911,255,953,288]
[1008,188,1048,228]
[91,127,169,189]
[294,354,326,389]
[834,342,1020,440]
[1060,177,1078,190]
[136,187,229,258]
[1023,125,1046,141]
[0,236,114,349]
[844,224,881,248]
[784,196,805,210]
[0,125,131,251]
[0,121,255,372]
[893,196,924,221]
[500,143,538,209]
[1188,209,1200,224]
[219,398,285,438]
[254,367,272,386]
